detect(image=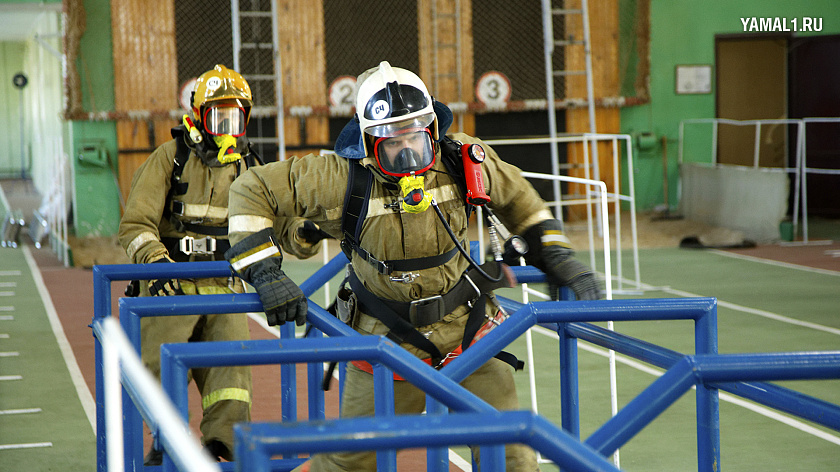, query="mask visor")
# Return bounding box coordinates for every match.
[373,128,435,177]
[203,105,247,137]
